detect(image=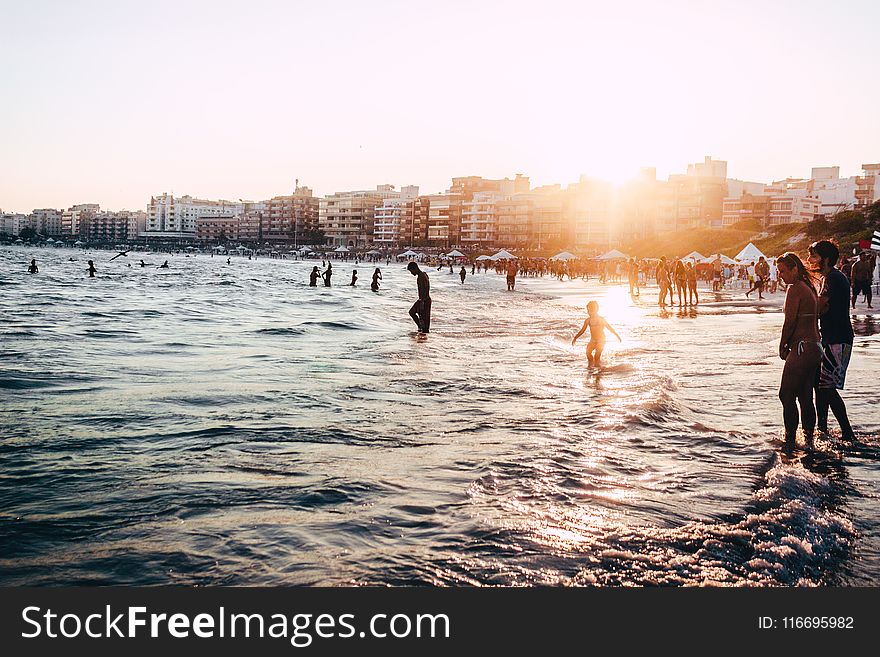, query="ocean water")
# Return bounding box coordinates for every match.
[1,246,878,586]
